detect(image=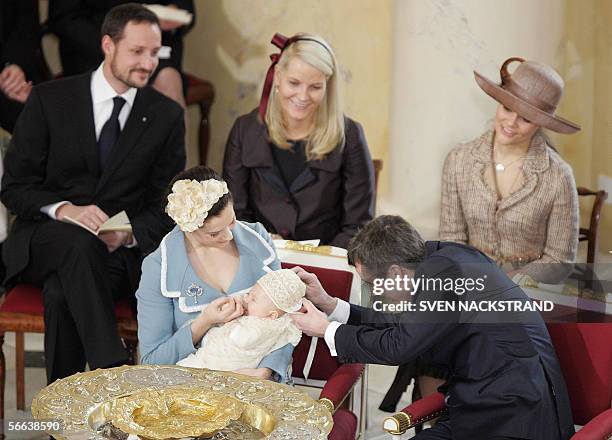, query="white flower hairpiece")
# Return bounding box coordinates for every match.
[166,178,229,232]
